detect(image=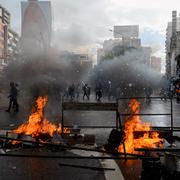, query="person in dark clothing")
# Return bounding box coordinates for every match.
[13,83,19,110]
[6,82,19,112]
[145,85,153,103]
[95,83,102,102]
[176,82,180,103]
[82,84,89,100]
[68,84,75,101]
[64,86,69,99]
[87,86,91,100]
[107,81,112,101]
